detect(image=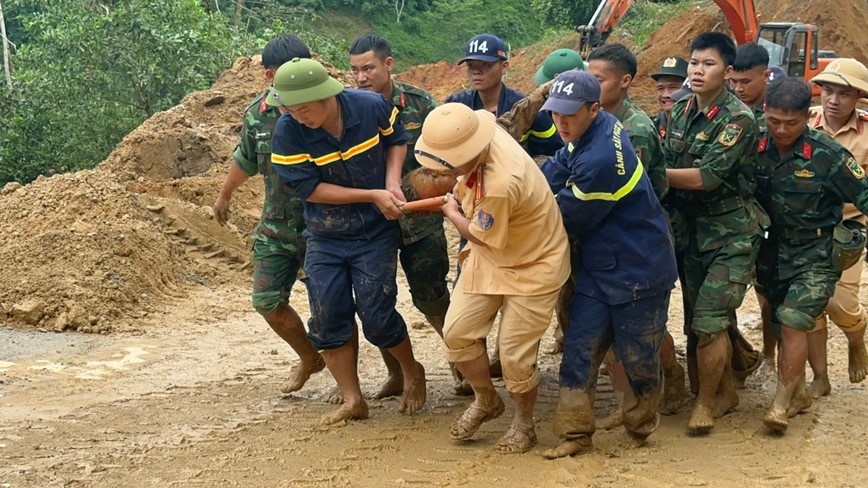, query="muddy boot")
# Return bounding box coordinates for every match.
[543,388,596,459]
[787,374,812,418]
[763,374,802,433]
